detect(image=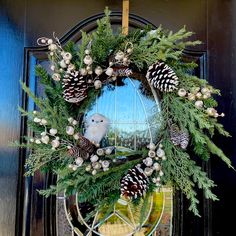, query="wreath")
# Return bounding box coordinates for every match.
[17,8,232,218]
